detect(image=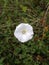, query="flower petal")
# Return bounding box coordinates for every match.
[14,23,34,43]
